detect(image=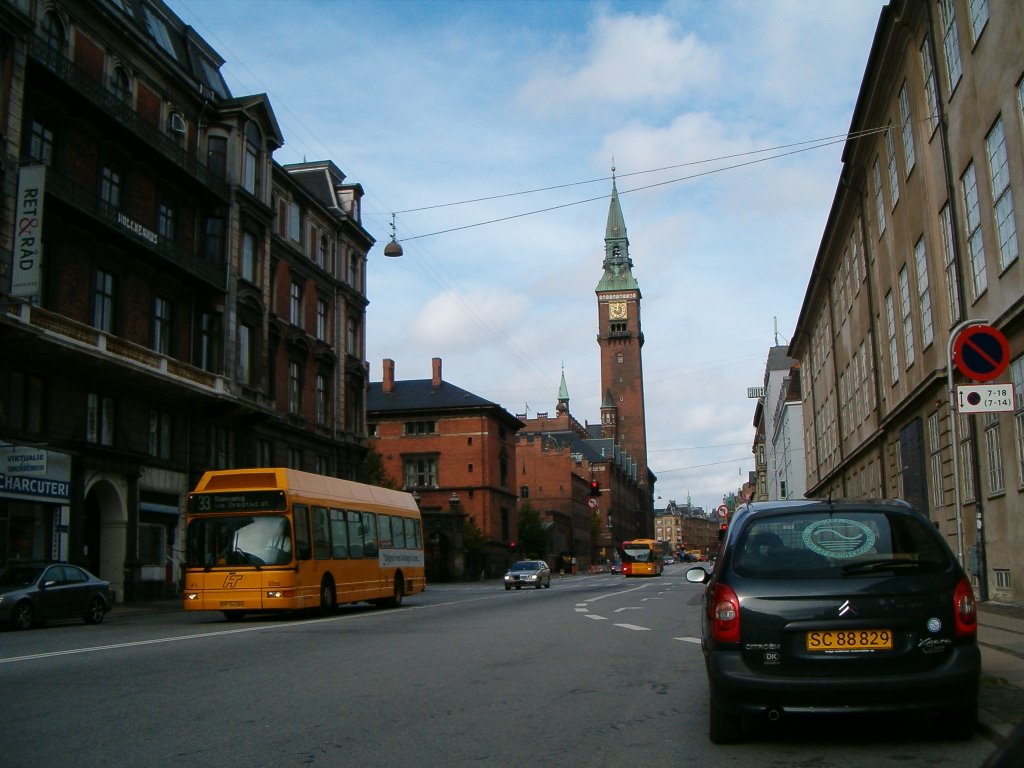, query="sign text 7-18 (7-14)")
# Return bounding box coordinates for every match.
[956,383,1014,414]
